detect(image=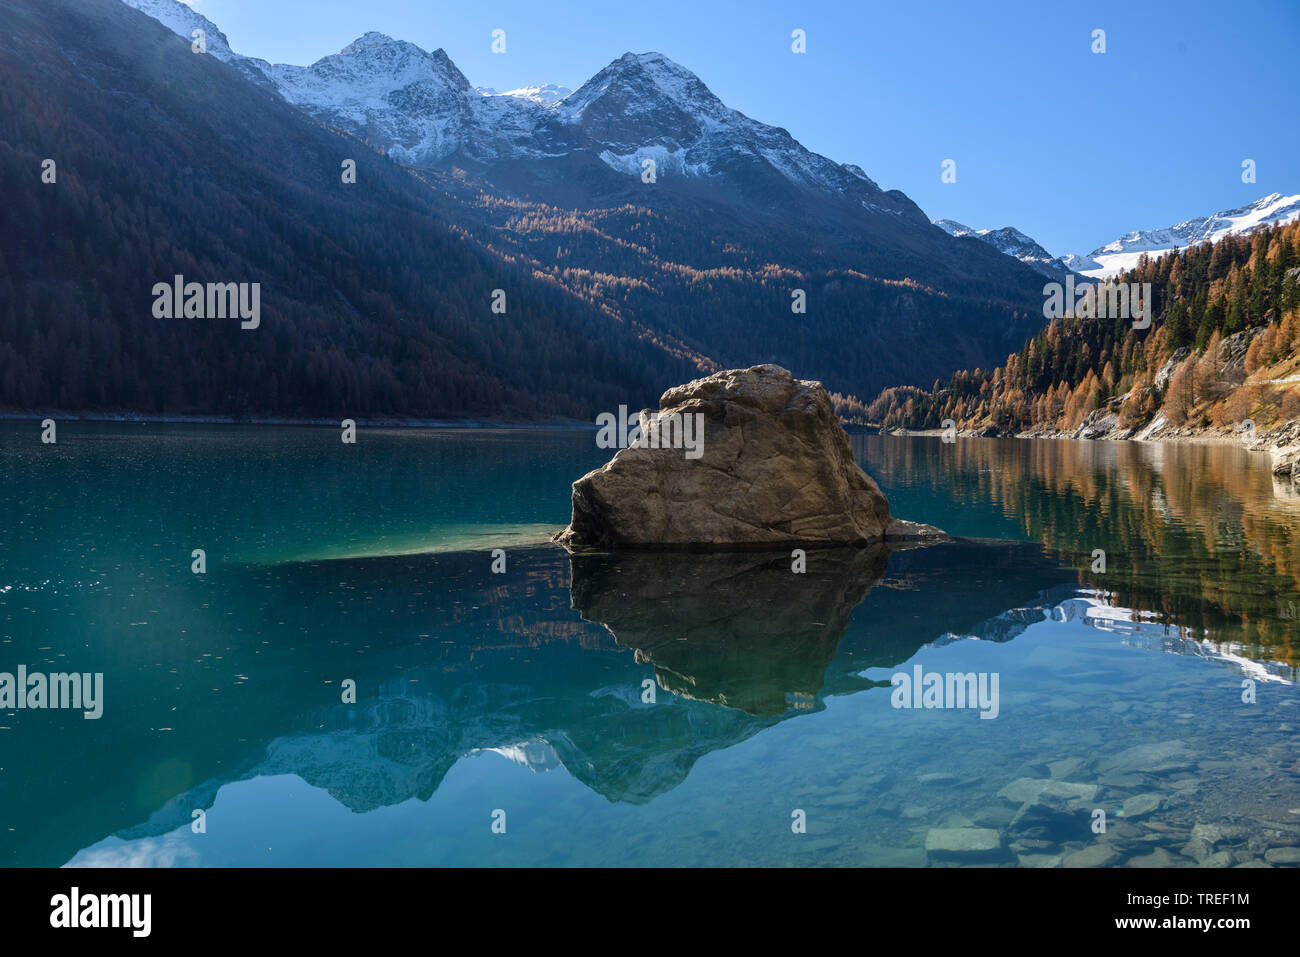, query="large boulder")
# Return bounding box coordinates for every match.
[554,364,943,549]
